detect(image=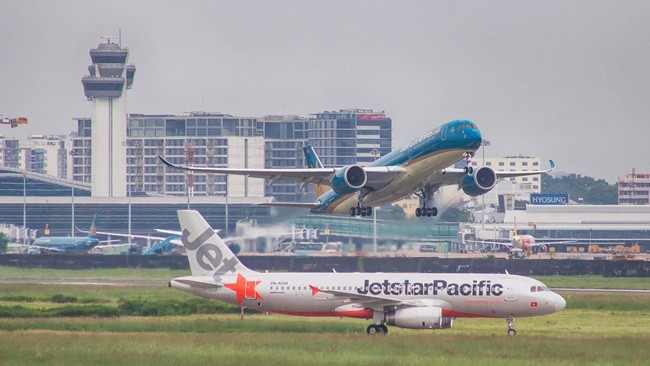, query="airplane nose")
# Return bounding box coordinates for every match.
[555,295,566,312]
